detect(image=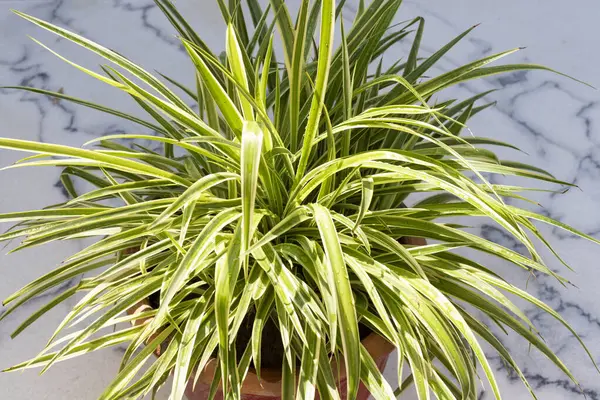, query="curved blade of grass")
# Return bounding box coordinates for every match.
[227,24,255,121]
[98,325,176,400]
[359,344,397,399]
[13,10,194,114]
[152,172,239,226]
[85,134,238,170]
[251,286,275,378]
[353,177,373,230]
[405,23,480,82]
[67,179,174,204]
[246,206,311,254]
[441,279,579,387]
[289,0,310,153]
[39,276,163,374]
[311,204,360,400]
[241,121,263,275]
[10,284,78,339]
[1,86,164,133]
[461,310,538,399]
[268,0,294,72]
[3,326,142,372]
[0,207,104,223]
[147,208,240,345]
[215,226,242,398]
[184,41,244,136]
[170,295,211,400]
[340,16,352,158]
[295,0,336,181]
[404,17,424,76]
[0,138,191,186]
[391,48,522,104]
[296,326,322,400]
